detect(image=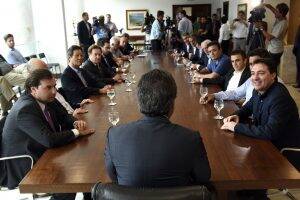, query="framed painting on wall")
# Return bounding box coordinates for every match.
[126,10,147,30]
[238,3,247,18]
